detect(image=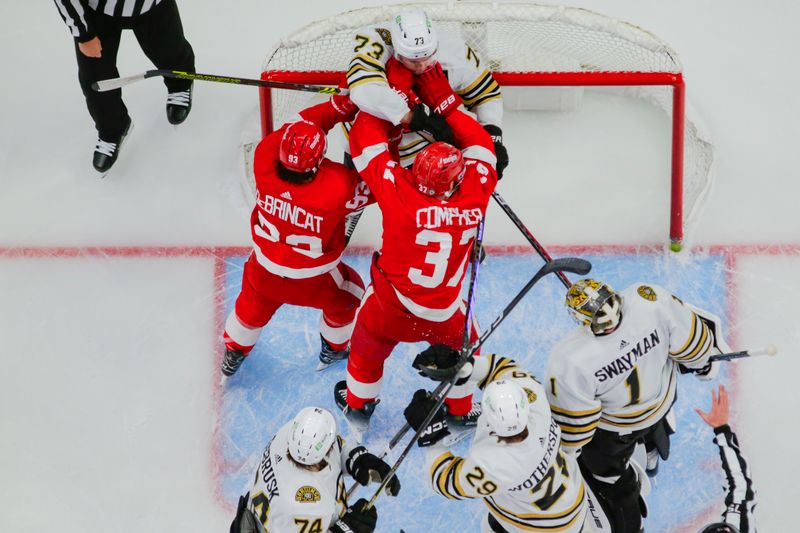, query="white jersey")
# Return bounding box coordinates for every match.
[345,22,503,165]
[246,422,347,533]
[546,283,730,452]
[427,355,588,533]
